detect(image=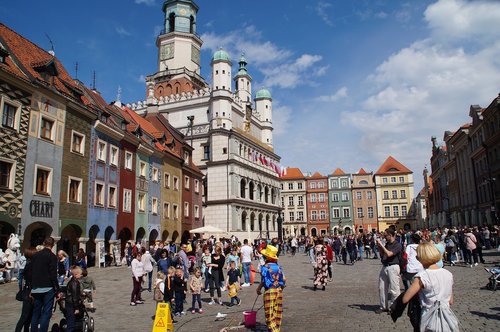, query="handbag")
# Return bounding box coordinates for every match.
[420,271,459,332]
